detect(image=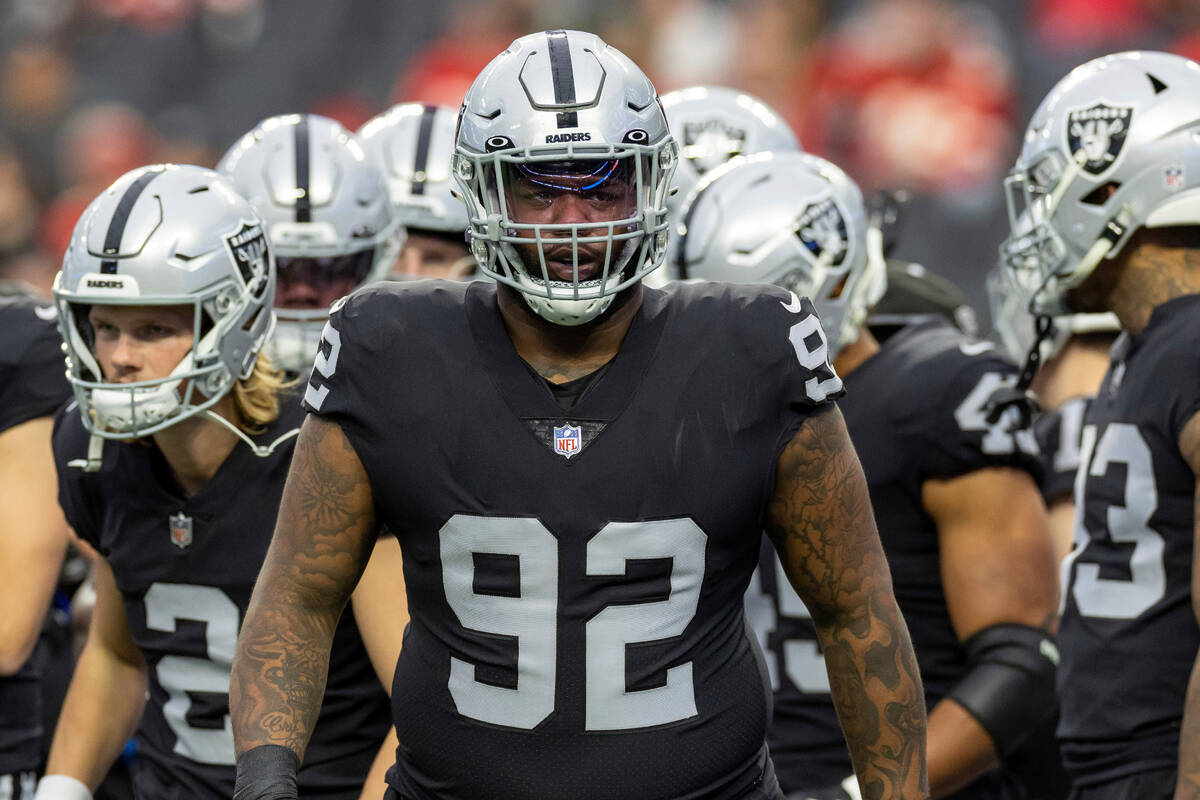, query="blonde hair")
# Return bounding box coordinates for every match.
[232,352,298,434]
